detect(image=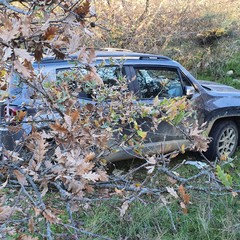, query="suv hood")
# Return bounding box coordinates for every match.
[198,80,240,93]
